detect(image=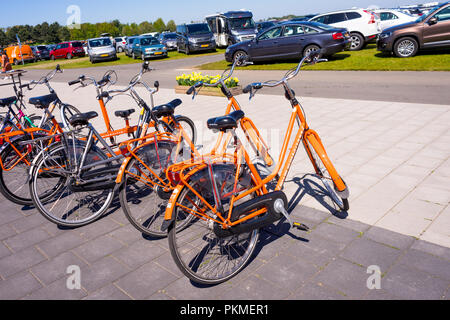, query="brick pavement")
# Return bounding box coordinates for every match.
[0,82,449,300]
